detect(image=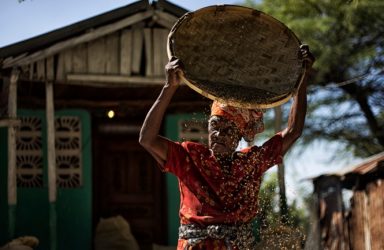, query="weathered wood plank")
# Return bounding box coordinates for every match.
[120,29,133,75]
[22,98,209,110]
[45,81,57,202]
[348,191,366,250]
[155,19,176,30]
[3,10,155,68]
[153,29,162,76]
[154,10,178,29]
[367,181,384,250]
[29,63,35,80]
[88,38,106,74]
[0,78,9,117]
[160,29,169,73]
[362,190,371,250]
[105,33,119,74]
[0,119,21,127]
[131,24,144,74]
[46,56,55,80]
[56,55,65,81]
[144,28,153,76]
[36,59,45,80]
[8,69,19,120]
[315,176,347,250]
[7,69,19,206]
[46,80,58,247]
[153,28,168,76]
[63,49,73,73]
[67,73,165,86]
[56,49,73,81]
[72,44,88,73]
[2,53,28,68]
